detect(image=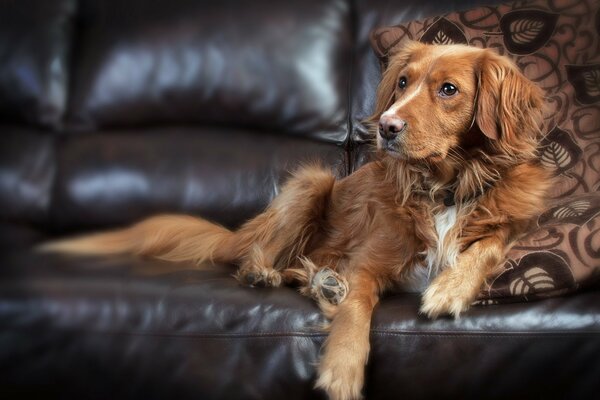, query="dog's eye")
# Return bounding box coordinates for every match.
[440,83,458,97]
[398,77,407,89]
